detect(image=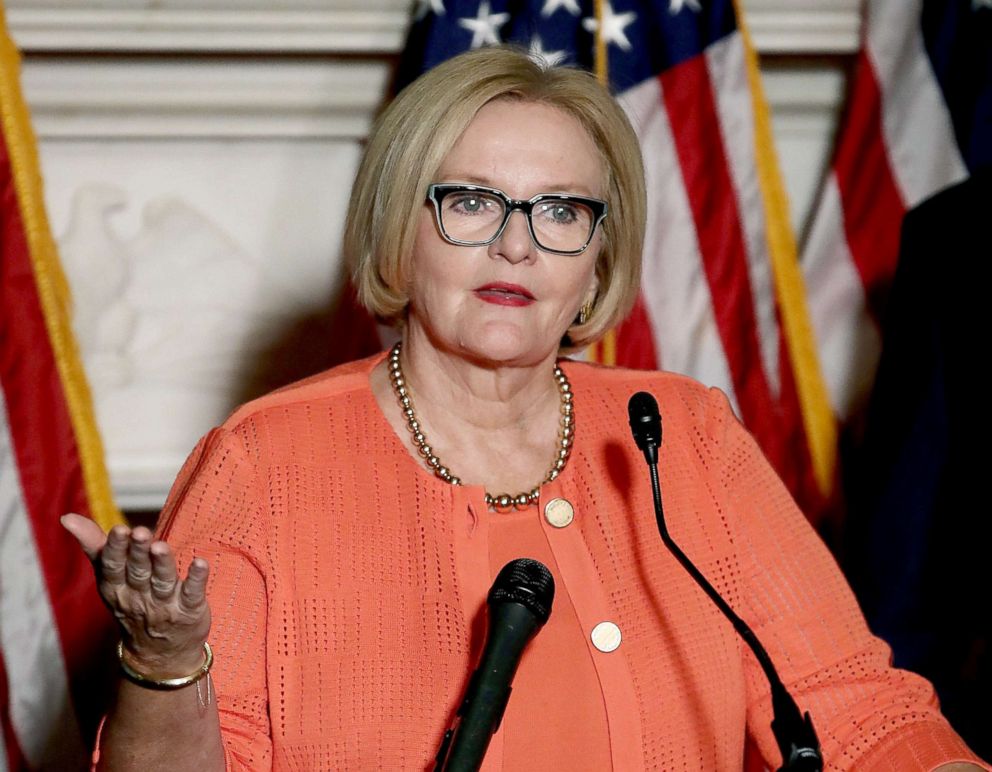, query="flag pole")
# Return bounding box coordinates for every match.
[0,12,123,530]
[591,0,617,366]
[731,0,837,497]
